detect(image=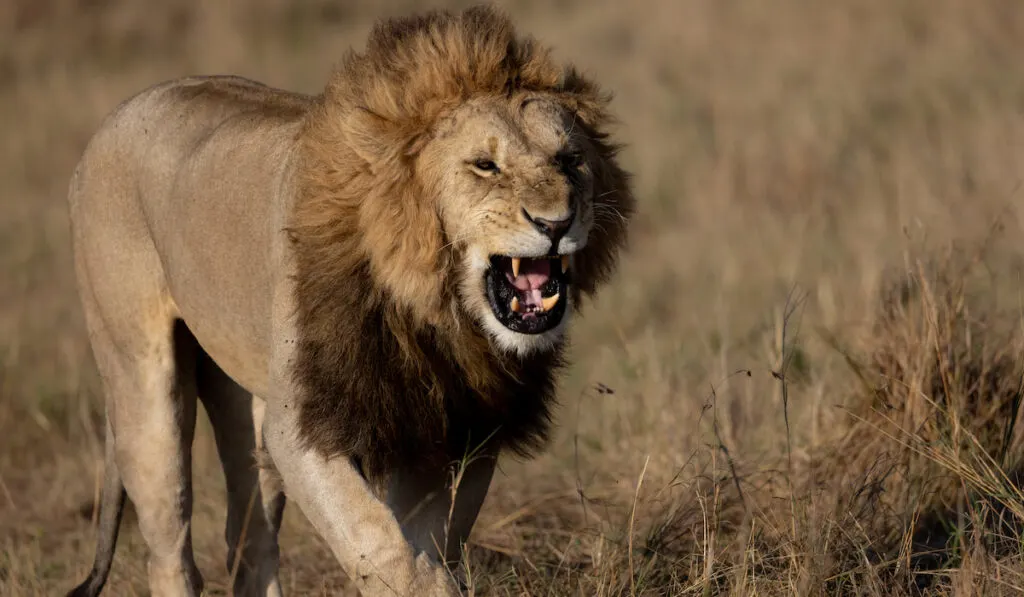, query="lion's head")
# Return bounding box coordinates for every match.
[421,91,622,355]
[295,5,633,358]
